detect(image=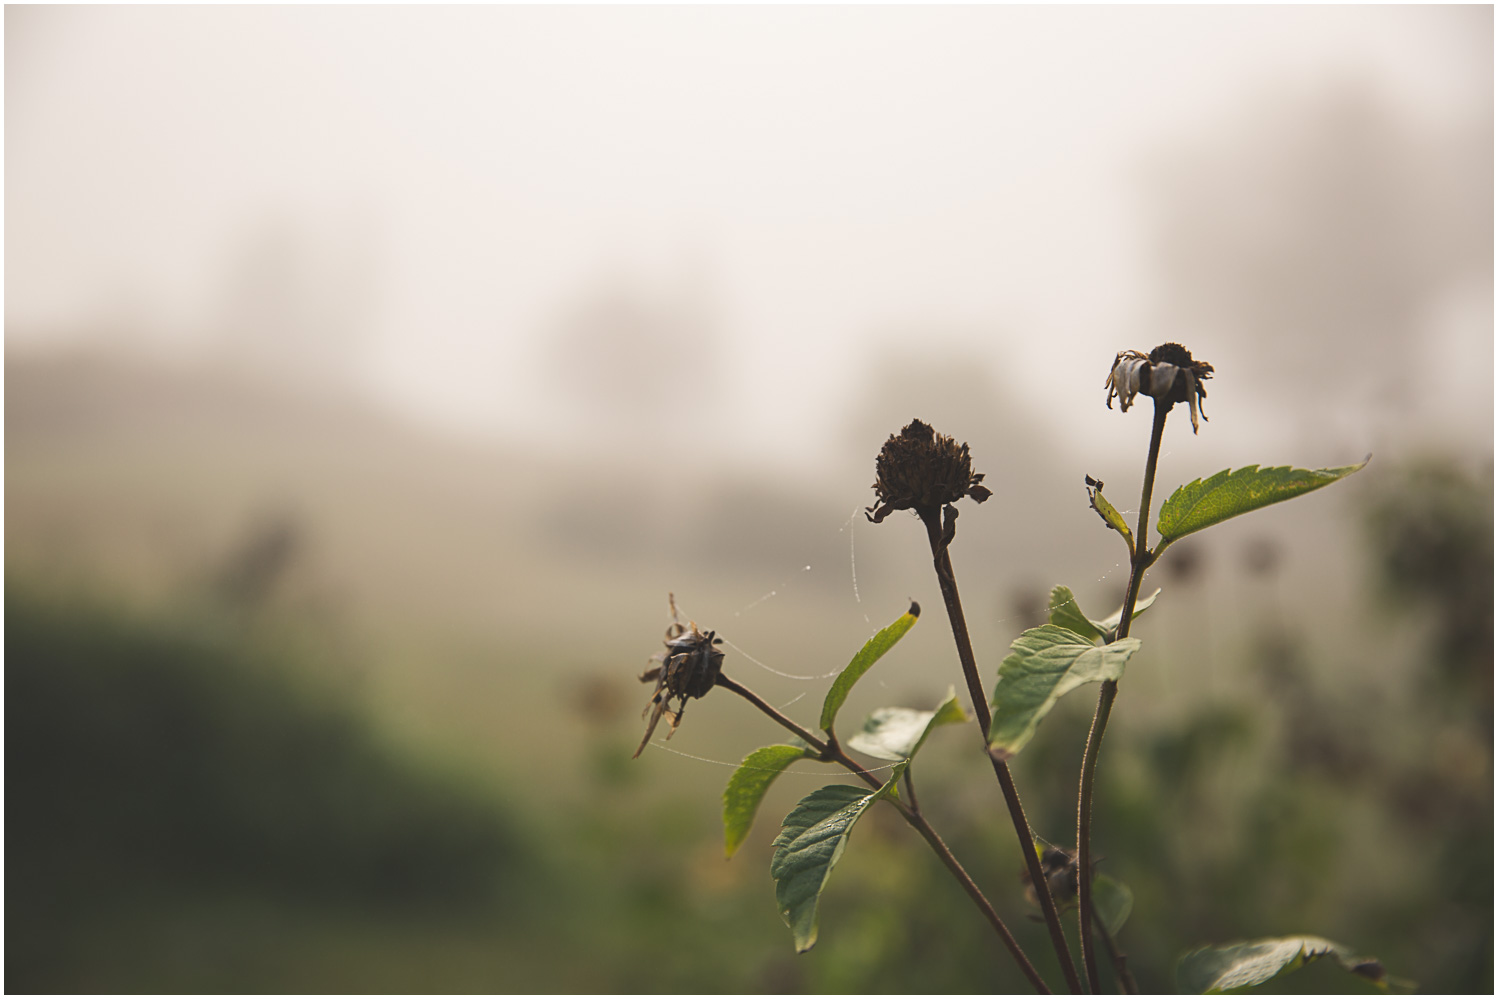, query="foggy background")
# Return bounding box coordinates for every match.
[6,6,1492,993]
